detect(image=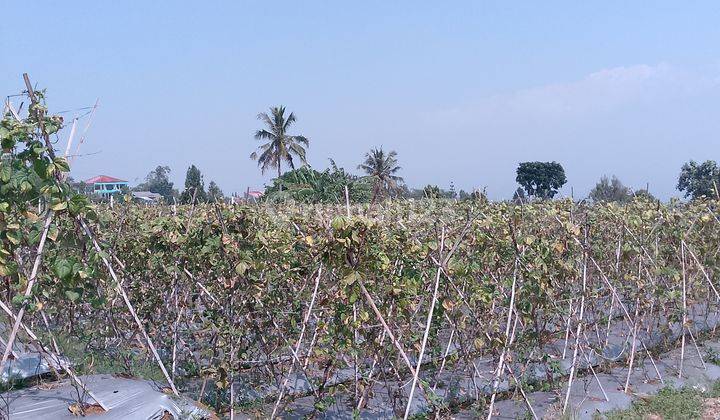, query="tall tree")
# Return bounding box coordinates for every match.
[589,175,631,203]
[677,160,720,200]
[250,106,309,179]
[207,181,224,202]
[515,161,567,199]
[135,165,176,203]
[180,165,207,204]
[358,148,404,204]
